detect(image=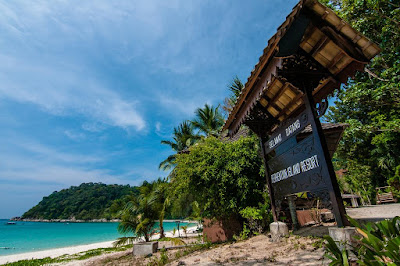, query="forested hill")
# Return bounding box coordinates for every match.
[22,183,139,220]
